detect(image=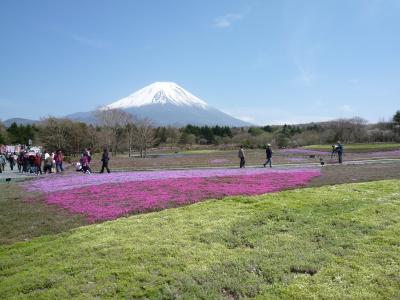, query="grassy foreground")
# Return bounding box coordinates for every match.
[1,180,400,299]
[304,143,400,152]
